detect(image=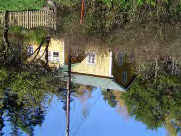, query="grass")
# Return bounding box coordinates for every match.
[0,0,45,11]
[54,0,80,6]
